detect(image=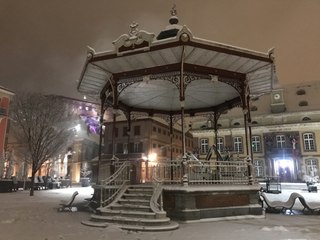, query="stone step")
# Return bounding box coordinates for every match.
[110,203,152,212]
[120,221,179,232]
[81,219,179,232]
[122,193,152,200]
[99,208,157,219]
[81,220,108,228]
[126,188,154,194]
[90,214,172,226]
[128,184,153,188]
[118,198,150,206]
